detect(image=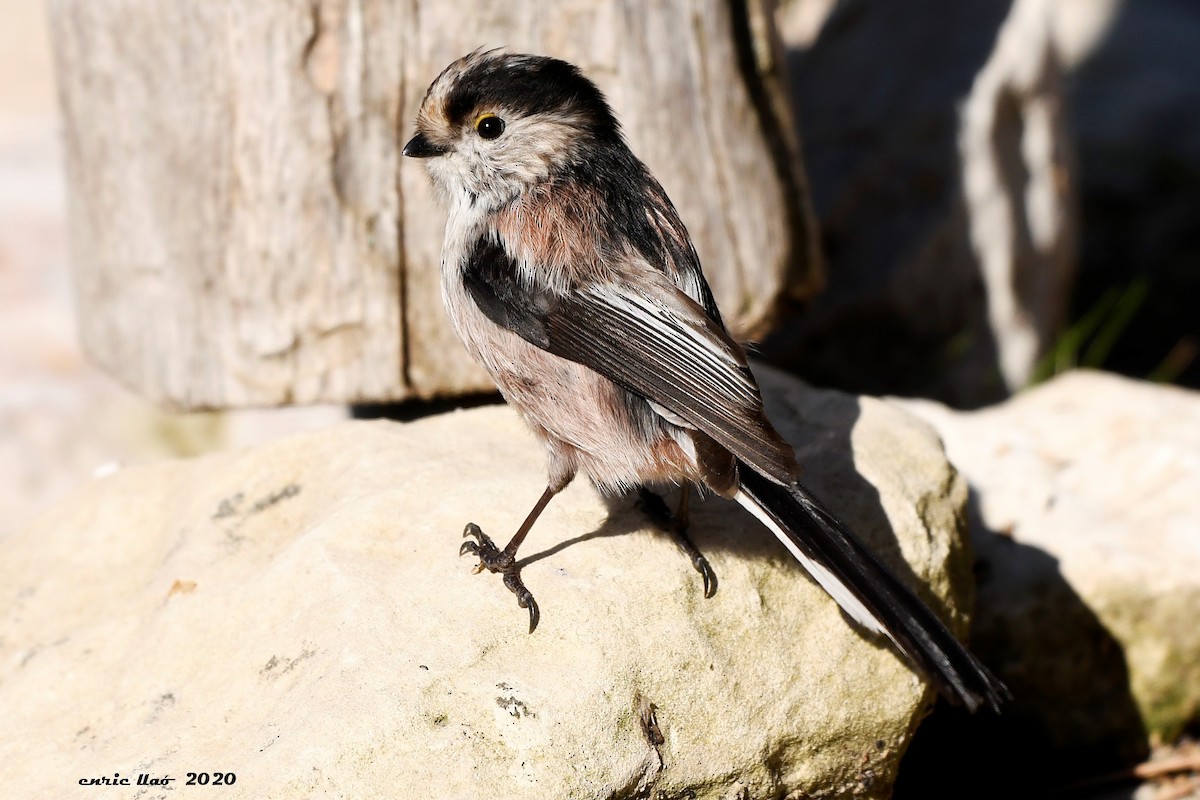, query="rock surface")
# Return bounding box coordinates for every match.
[897,371,1200,784]
[1,369,973,800]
